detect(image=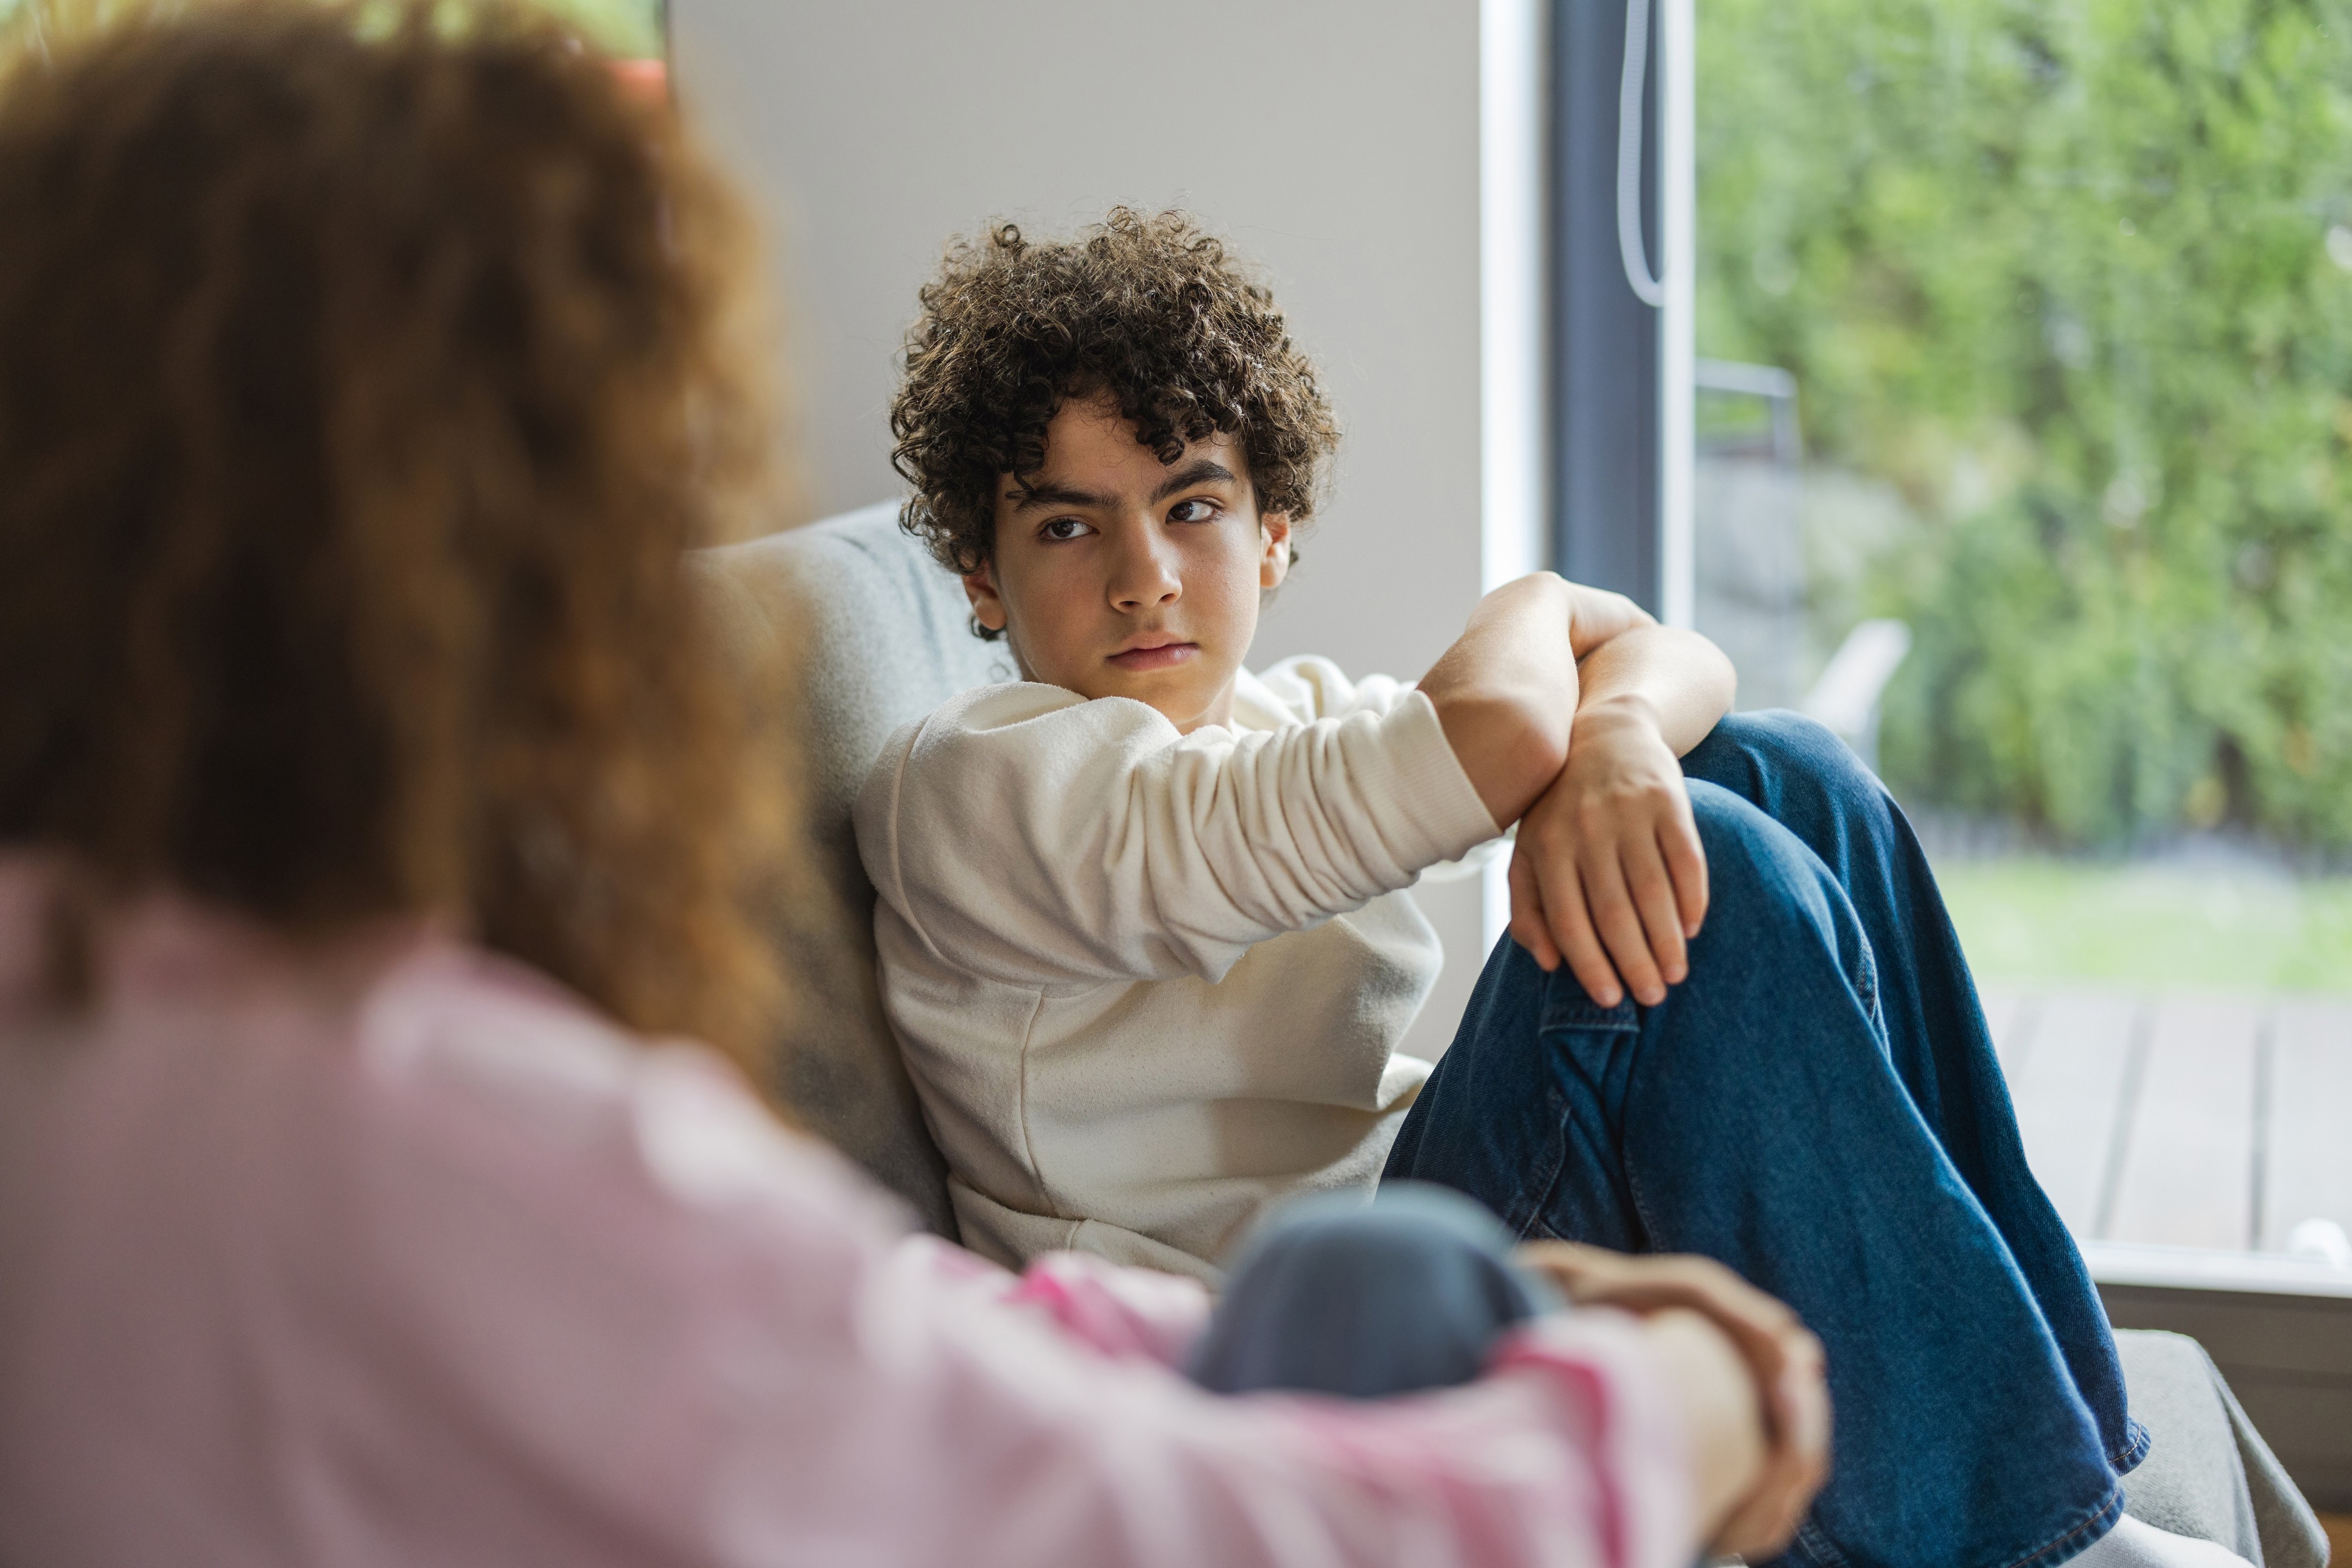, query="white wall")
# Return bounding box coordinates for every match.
[671,0,1491,1059]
